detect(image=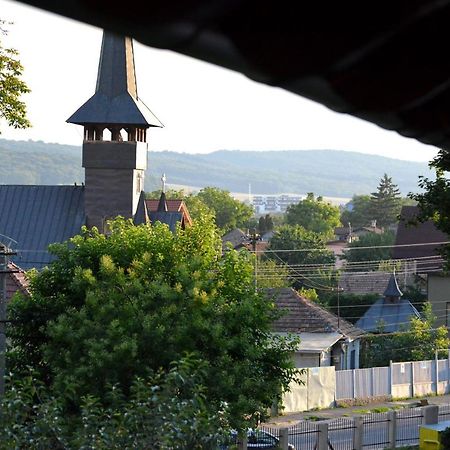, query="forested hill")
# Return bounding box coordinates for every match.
[0,139,433,197]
